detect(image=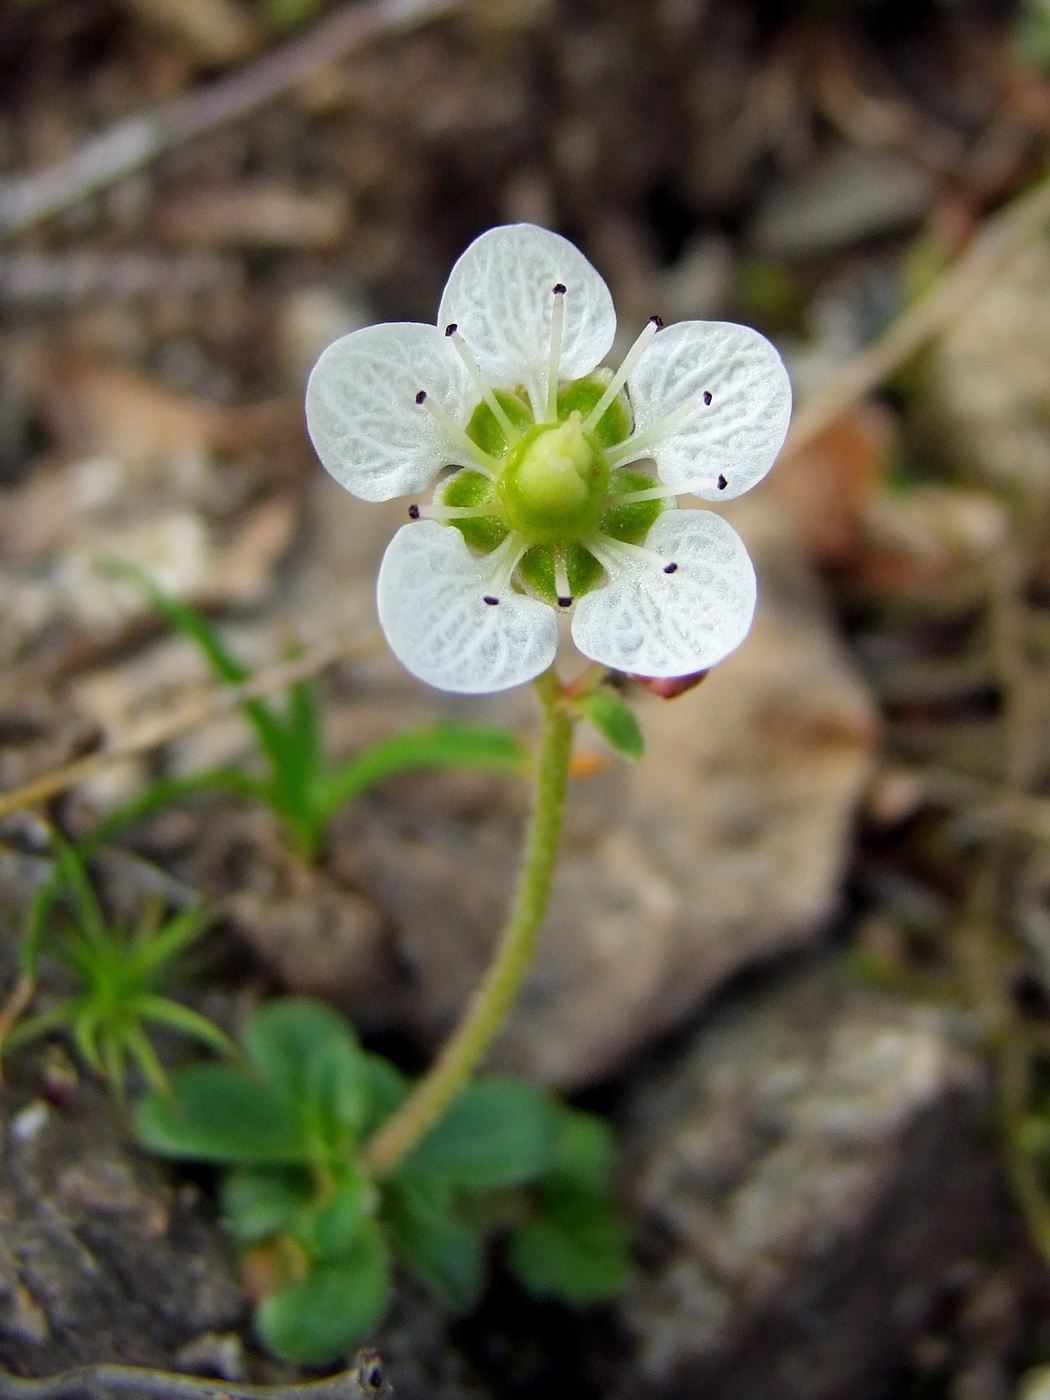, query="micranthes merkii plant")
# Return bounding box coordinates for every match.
[135,222,790,1365]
